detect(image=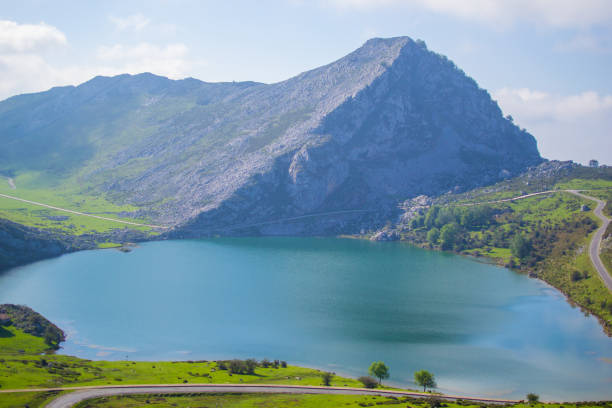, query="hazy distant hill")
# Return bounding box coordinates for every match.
[0,37,541,236]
